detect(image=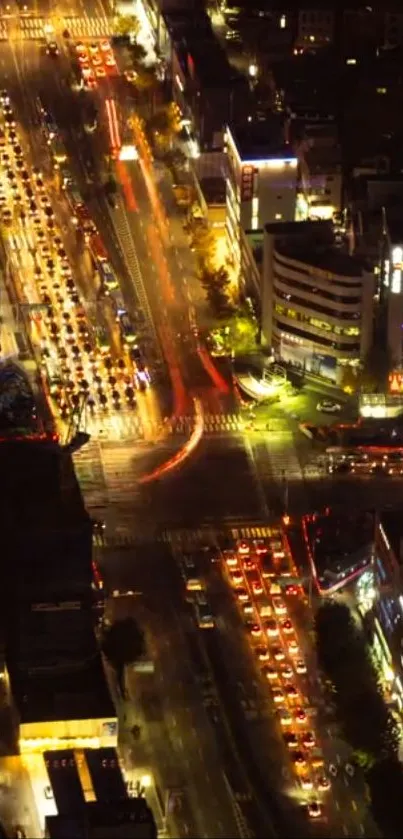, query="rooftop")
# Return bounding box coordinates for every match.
[9,605,98,669]
[0,440,86,531]
[228,118,291,161]
[265,220,368,277]
[45,799,157,839]
[200,177,226,205]
[10,655,115,724]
